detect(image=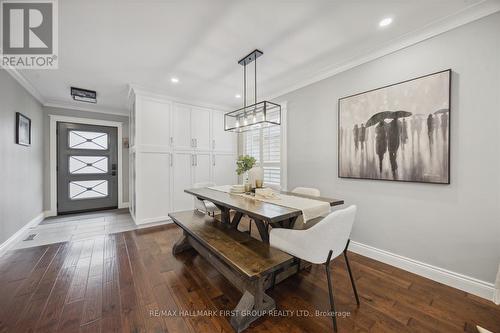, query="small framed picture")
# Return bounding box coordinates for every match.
[16,112,31,146]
